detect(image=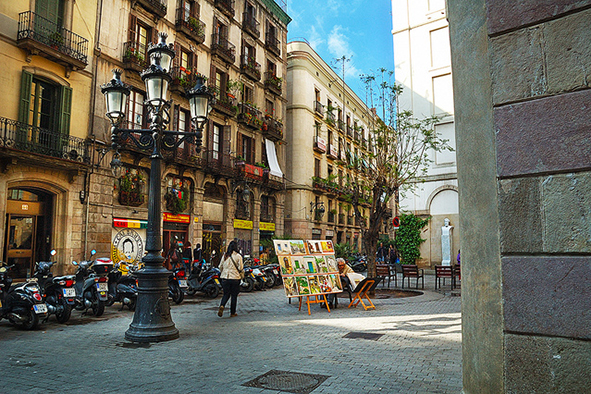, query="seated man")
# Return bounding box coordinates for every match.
[325,258,355,308]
